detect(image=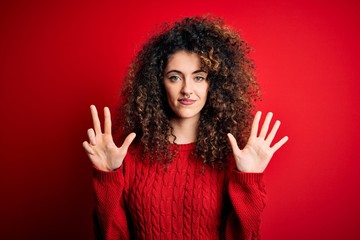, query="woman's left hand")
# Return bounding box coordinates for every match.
[227,111,289,173]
